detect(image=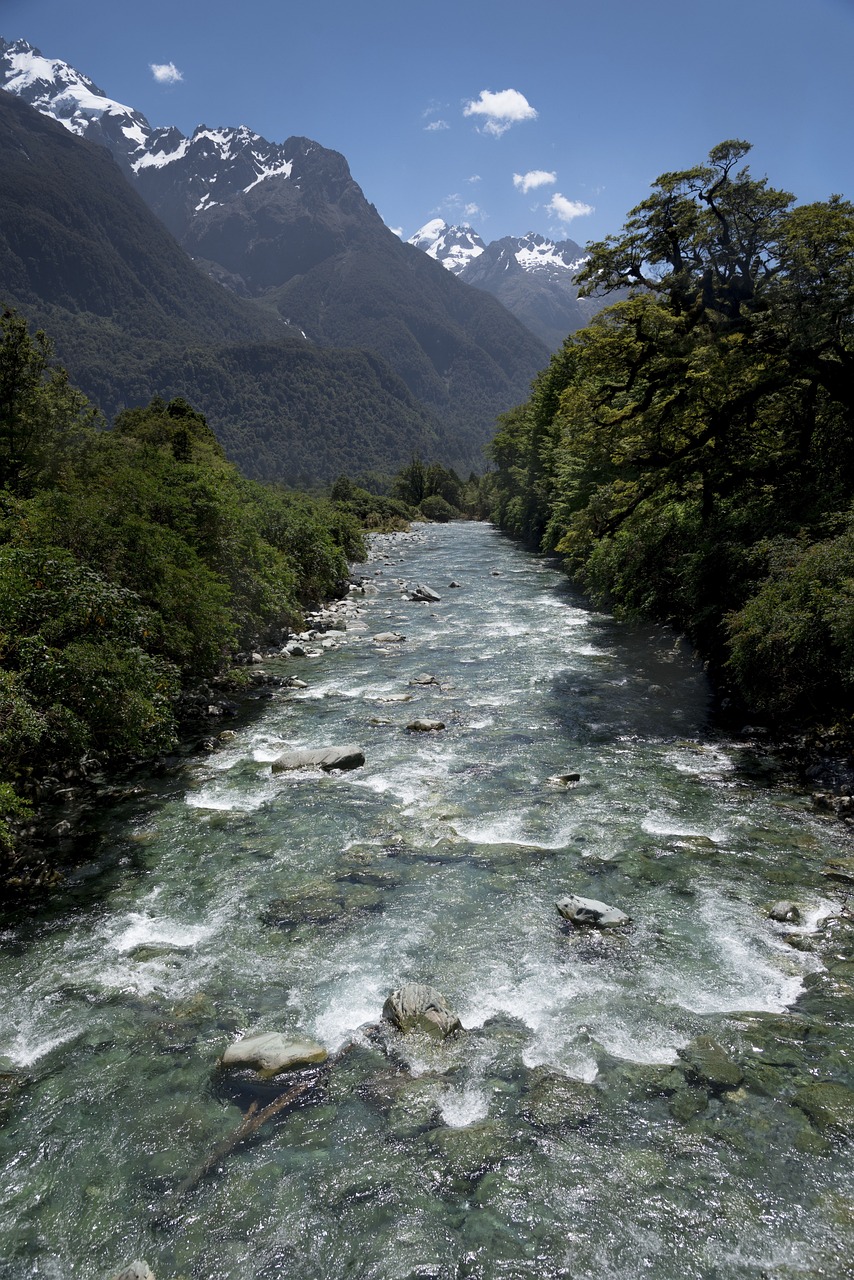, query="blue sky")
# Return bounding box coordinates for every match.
[4,0,853,247]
